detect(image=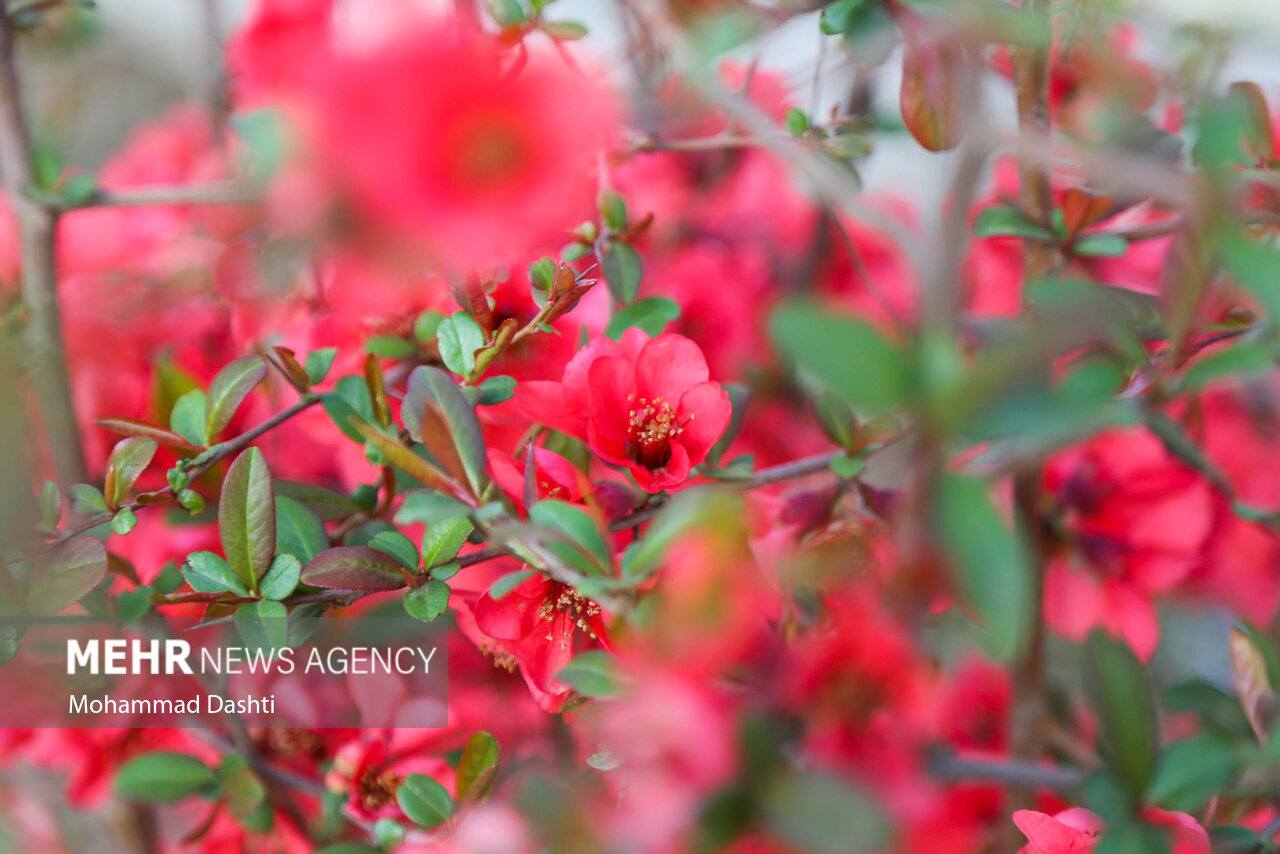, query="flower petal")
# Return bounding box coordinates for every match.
[587,356,636,443]
[635,333,710,406]
[676,381,732,465]
[514,380,583,438]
